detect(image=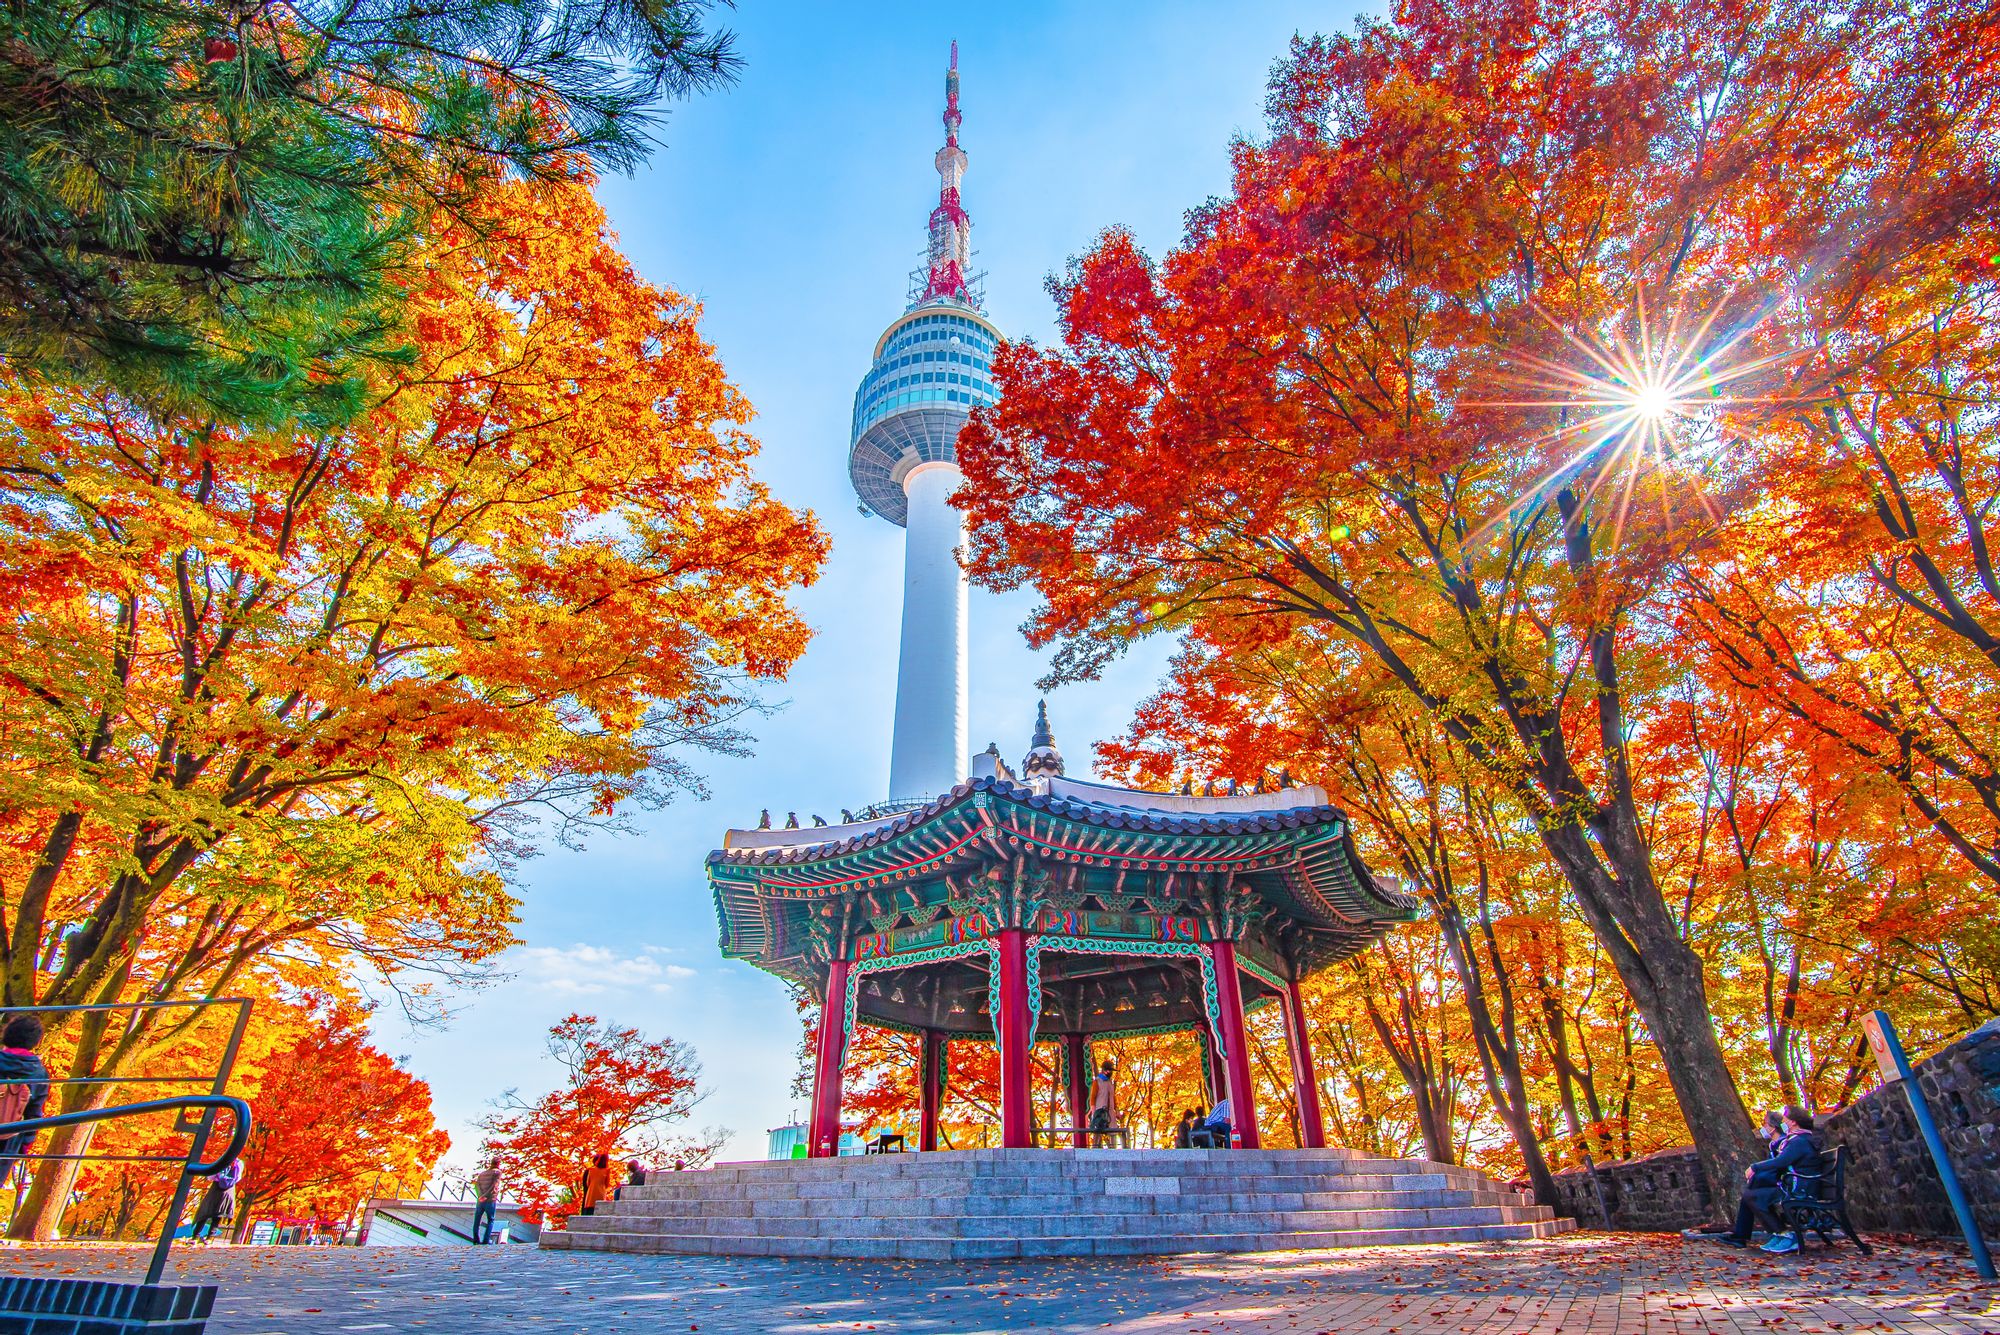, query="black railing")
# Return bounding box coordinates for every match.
[0,999,254,1285]
[0,1098,251,1175]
